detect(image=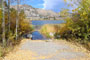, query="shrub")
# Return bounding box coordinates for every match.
[59,0,90,50]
